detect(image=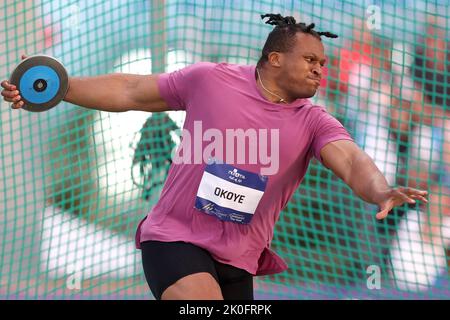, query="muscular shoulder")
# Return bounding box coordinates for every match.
[300,103,332,124]
[175,62,248,82]
[213,62,252,79]
[181,62,218,77]
[308,104,340,122]
[304,104,348,136]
